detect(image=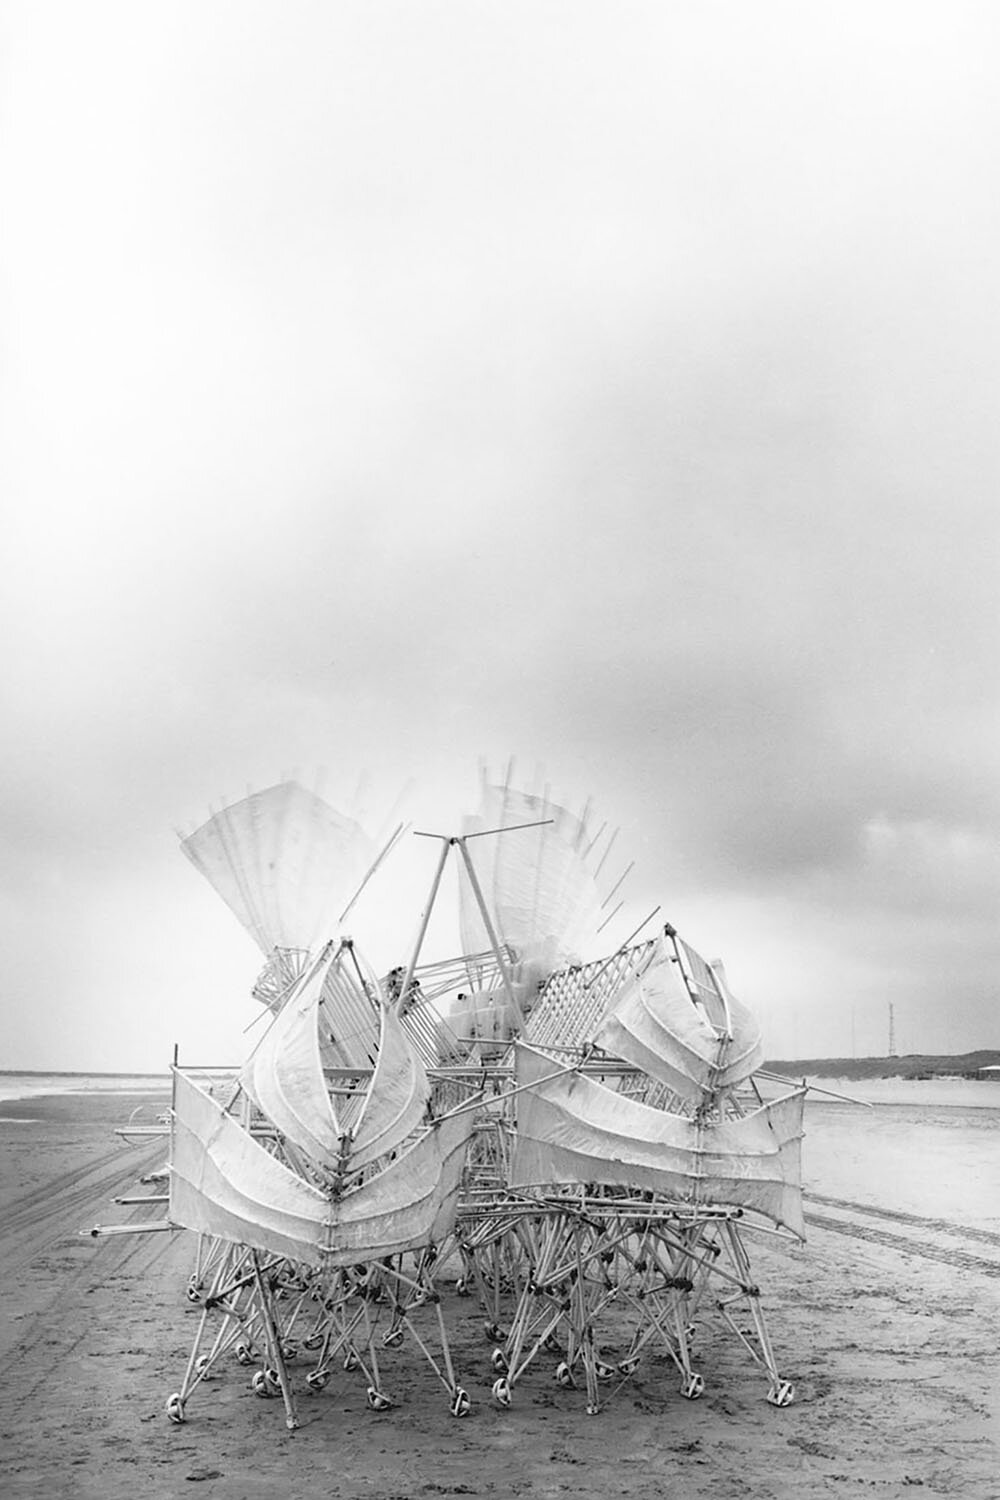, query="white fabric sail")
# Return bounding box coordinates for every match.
[674,940,764,1083]
[459,781,604,978]
[170,1068,330,1266]
[592,946,763,1097]
[703,958,766,1084]
[170,1069,478,1266]
[320,1107,475,1268]
[241,949,431,1176]
[511,1045,805,1237]
[180,781,376,955]
[240,954,341,1166]
[349,1002,431,1171]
